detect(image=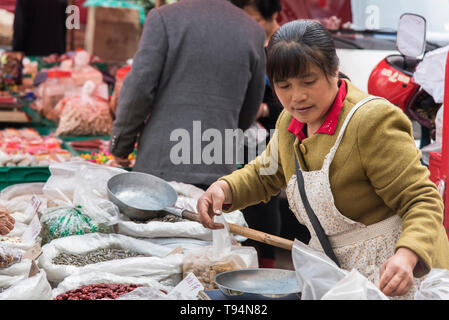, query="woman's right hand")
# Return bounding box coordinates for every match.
[197,180,233,230]
[0,209,14,236]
